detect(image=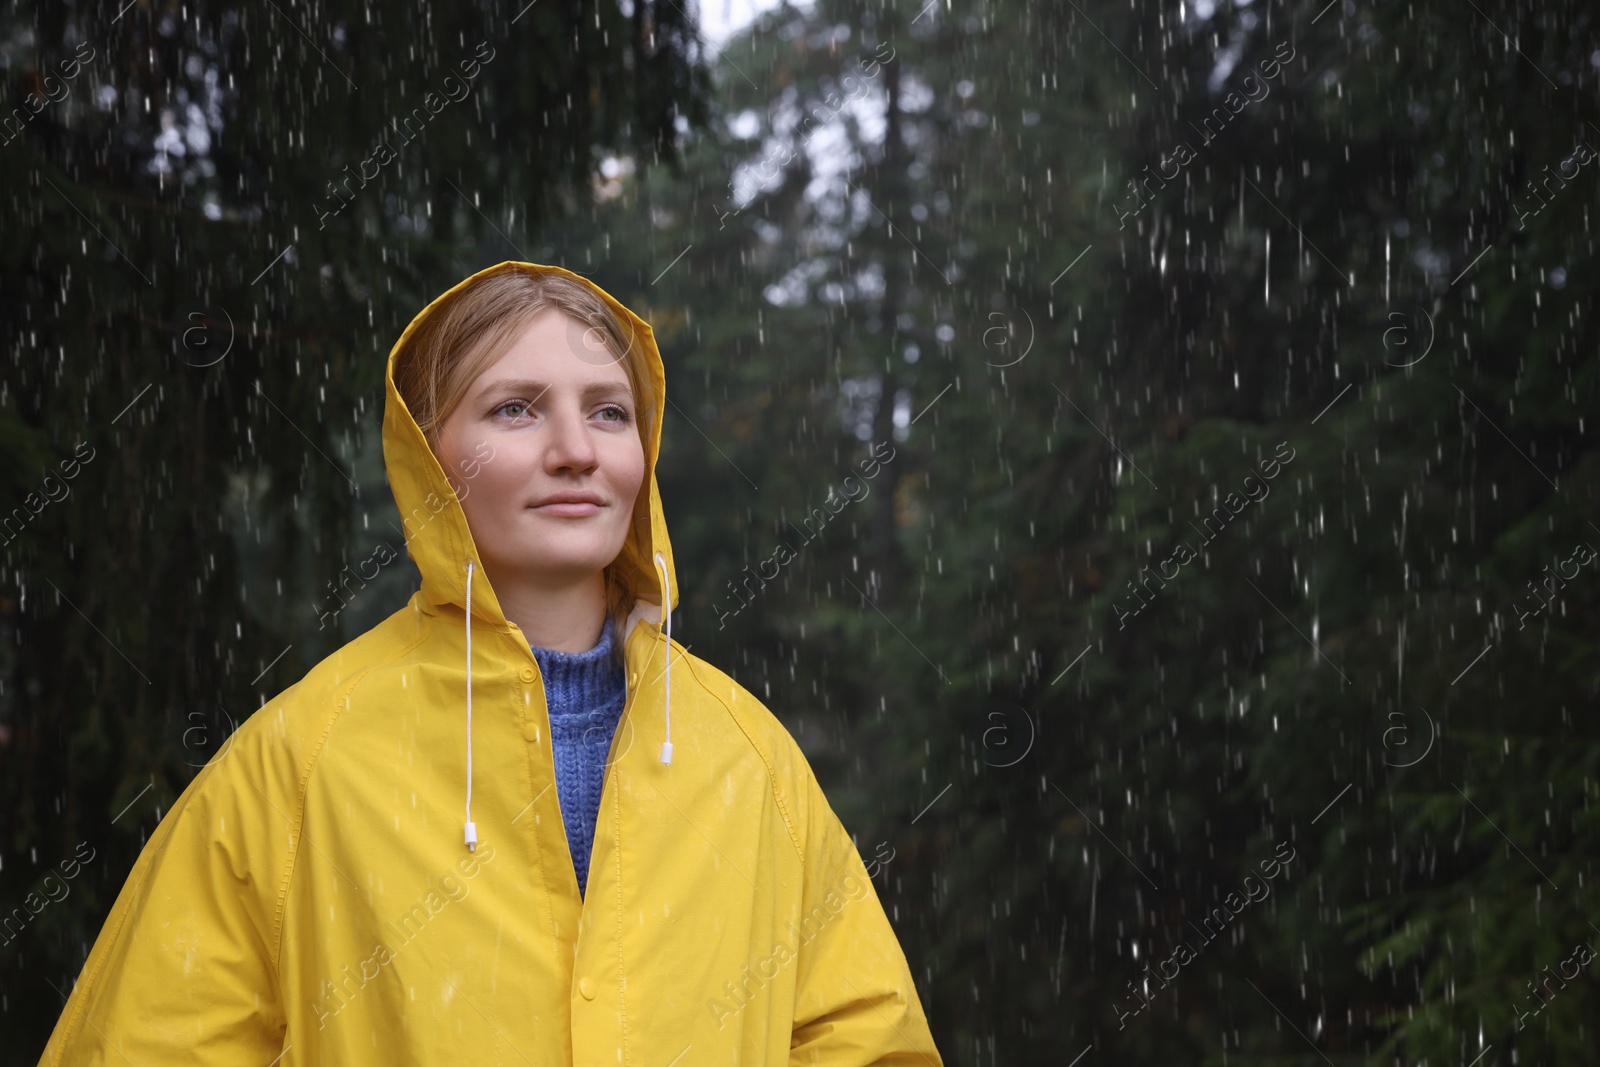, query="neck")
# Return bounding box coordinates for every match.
[484,566,607,652]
